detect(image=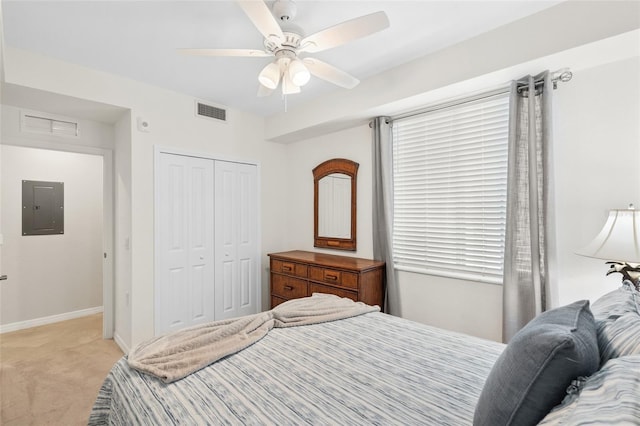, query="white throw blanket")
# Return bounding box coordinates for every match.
[127,293,380,383]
